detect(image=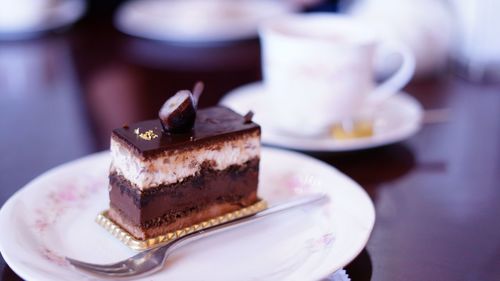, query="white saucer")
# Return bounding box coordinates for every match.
[0,148,374,281]
[0,0,86,40]
[220,82,423,152]
[115,0,295,44]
